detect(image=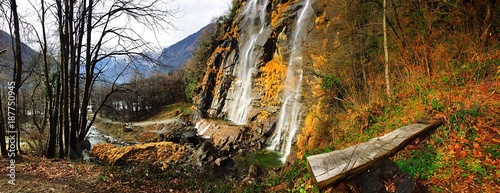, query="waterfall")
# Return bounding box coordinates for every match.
[223,0,269,124]
[267,0,312,163]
